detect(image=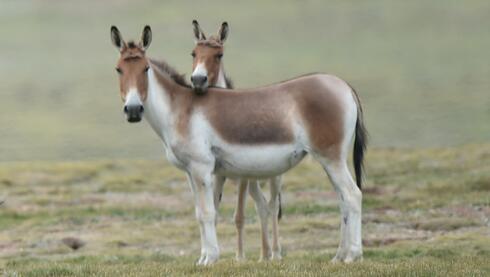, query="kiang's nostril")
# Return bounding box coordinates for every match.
[192,75,207,85]
[123,106,128,114]
[139,106,144,113]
